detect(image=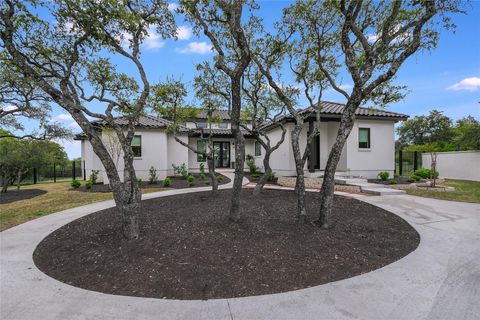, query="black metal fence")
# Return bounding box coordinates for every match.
[22,160,85,184]
[395,150,424,177]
